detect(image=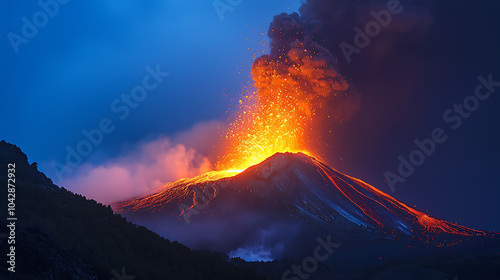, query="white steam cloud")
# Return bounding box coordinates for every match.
[61,120,224,204]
